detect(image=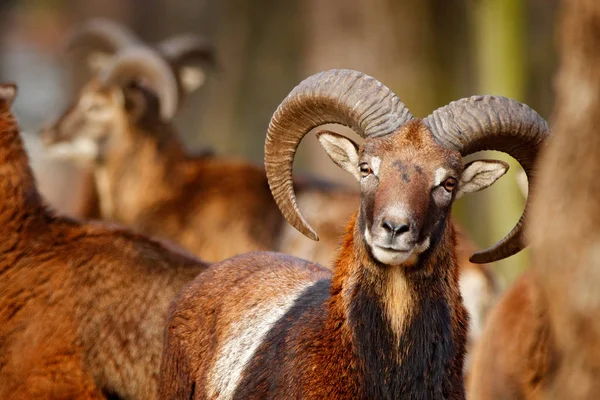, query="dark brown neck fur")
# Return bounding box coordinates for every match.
[232,215,466,399]
[329,215,467,399]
